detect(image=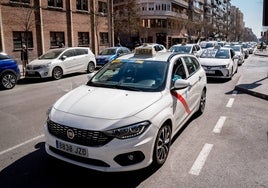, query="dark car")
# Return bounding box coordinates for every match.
[0,52,20,89]
[96,46,131,67]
